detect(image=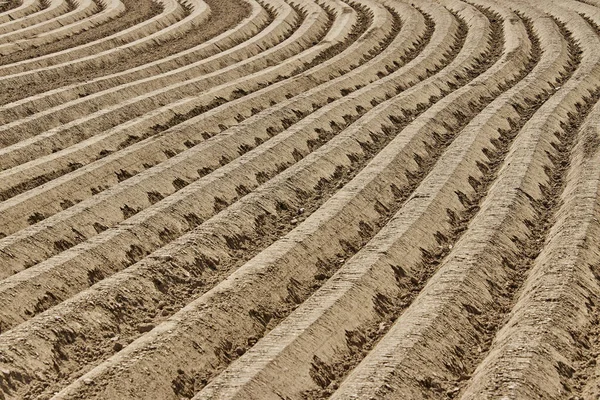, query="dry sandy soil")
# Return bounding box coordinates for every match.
[1,0,600,399]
